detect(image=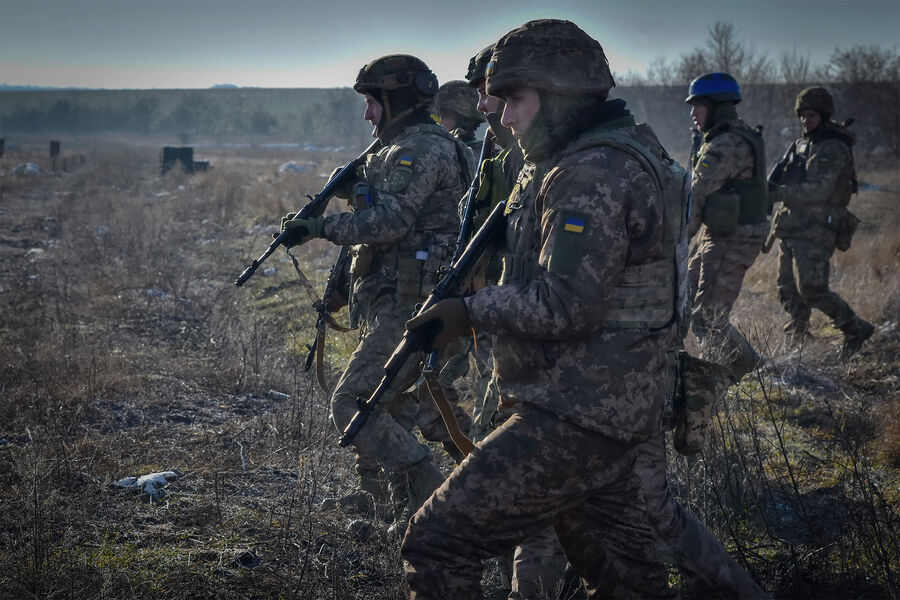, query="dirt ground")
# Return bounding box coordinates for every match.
[0,139,897,599]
